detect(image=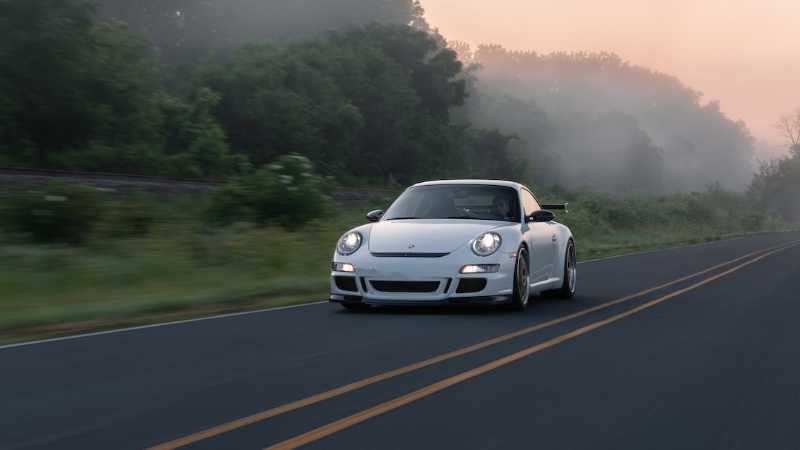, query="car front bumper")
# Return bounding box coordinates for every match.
[330,247,517,306]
